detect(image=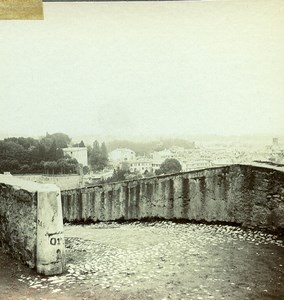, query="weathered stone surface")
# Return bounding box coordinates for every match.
[0,184,36,267]
[61,165,284,232]
[36,185,66,275]
[0,179,37,268]
[0,175,66,275]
